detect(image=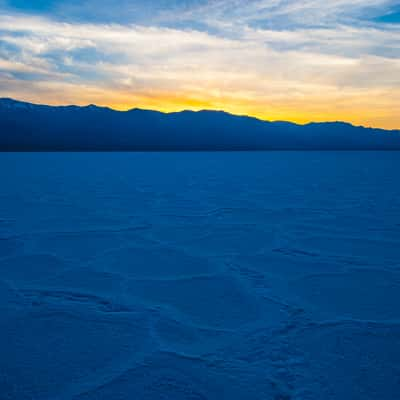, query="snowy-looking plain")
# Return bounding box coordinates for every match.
[0,152,399,399]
